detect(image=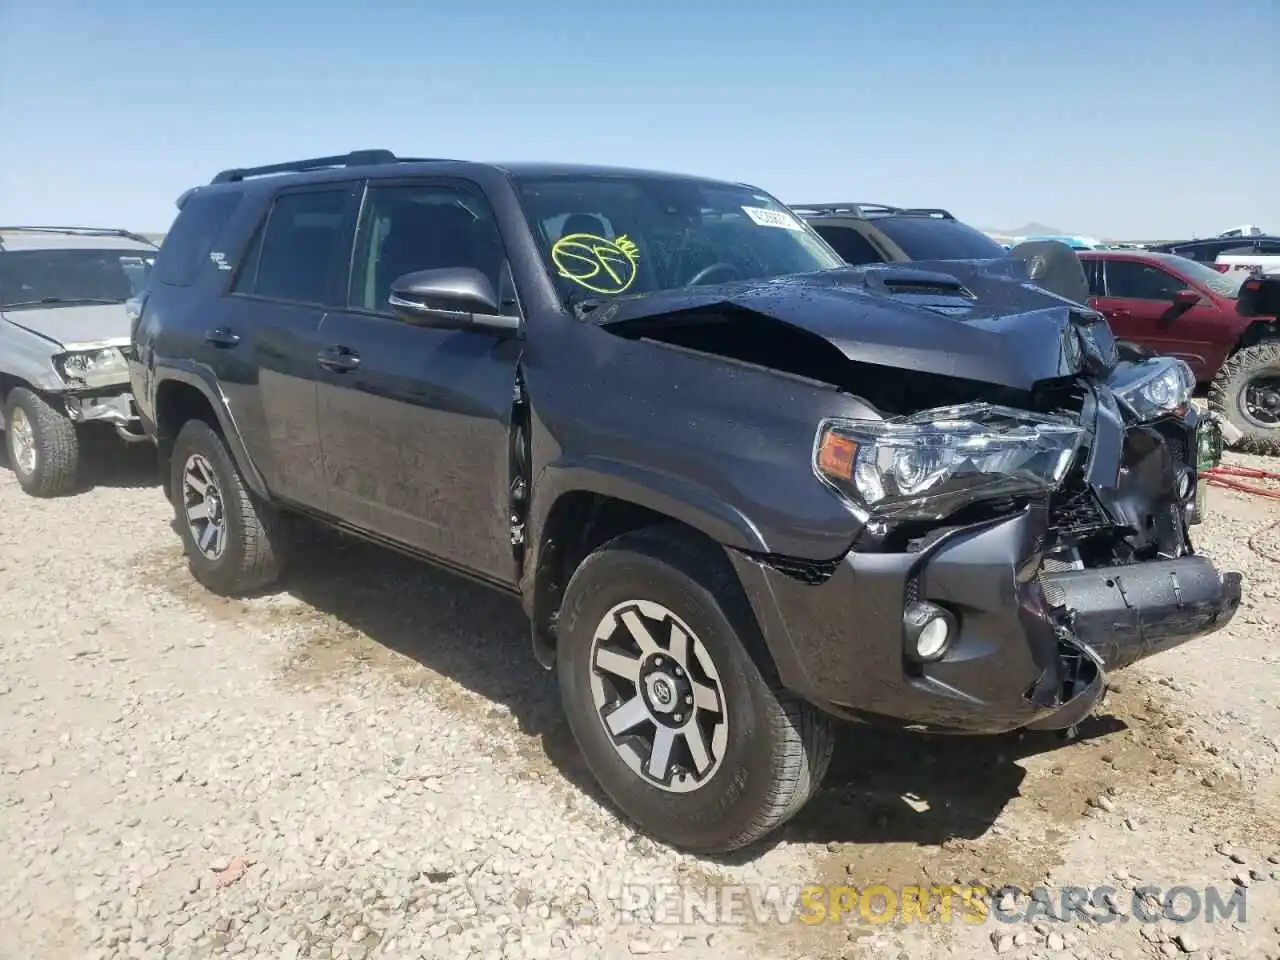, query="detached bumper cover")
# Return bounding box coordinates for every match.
[1038,558,1242,671]
[731,509,1241,735]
